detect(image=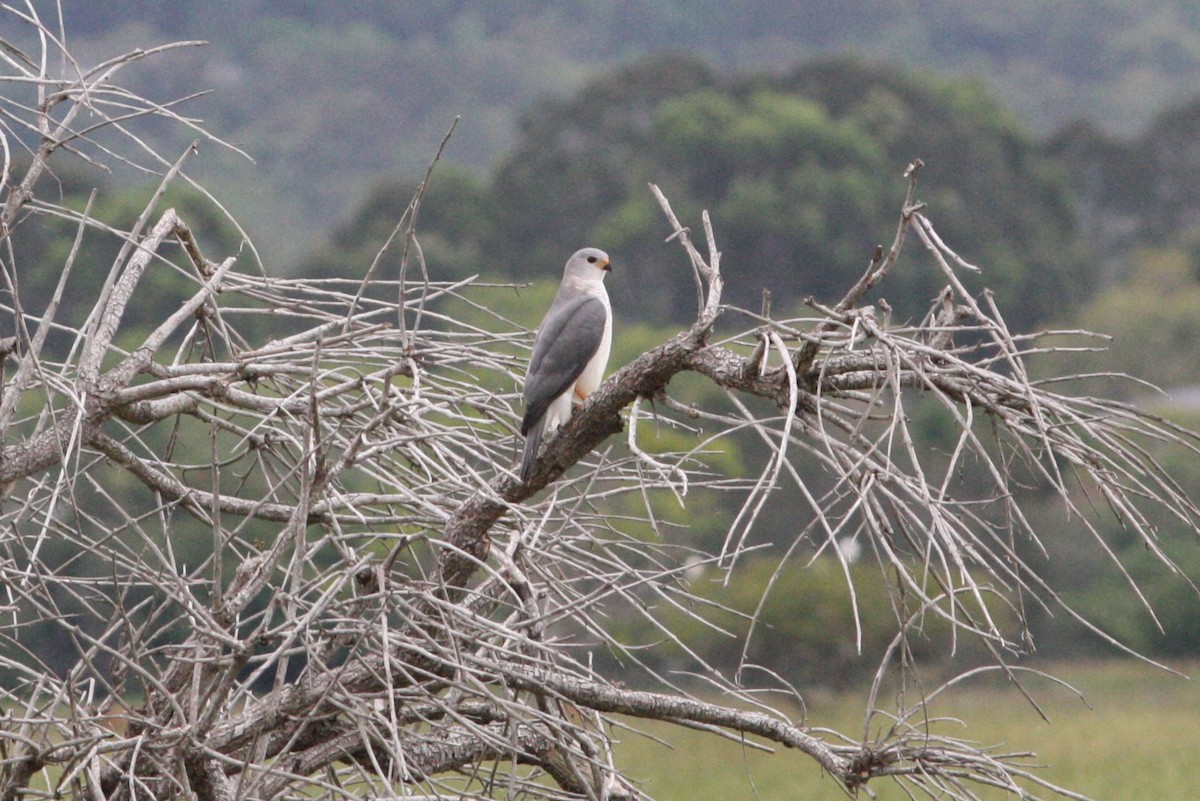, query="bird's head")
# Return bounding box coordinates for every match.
[564,247,611,283]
